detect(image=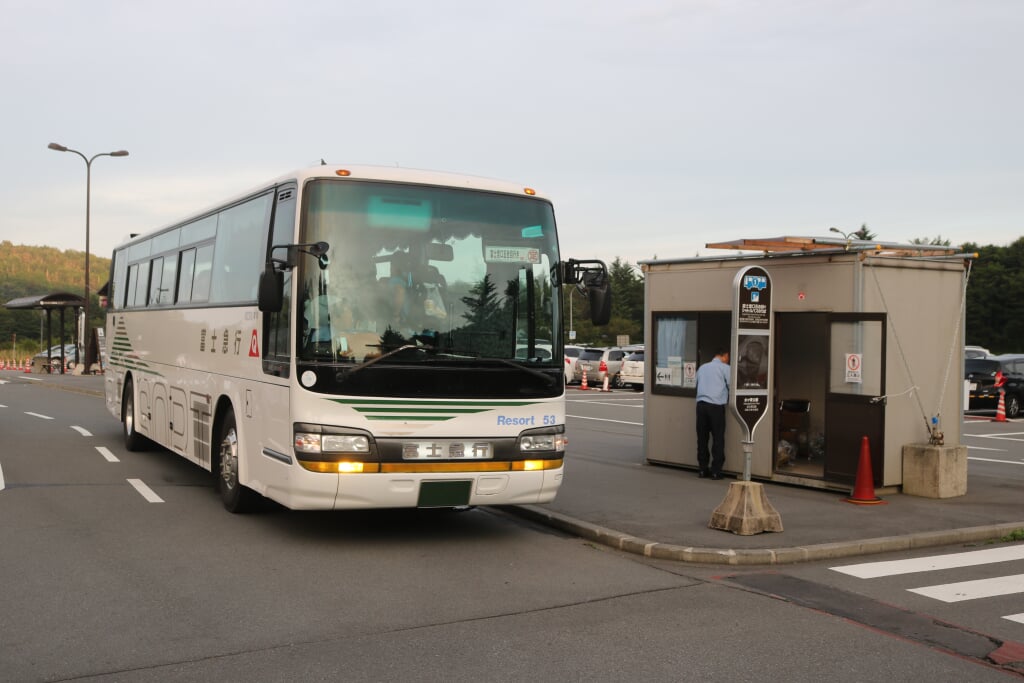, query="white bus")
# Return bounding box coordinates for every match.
[104,164,610,512]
